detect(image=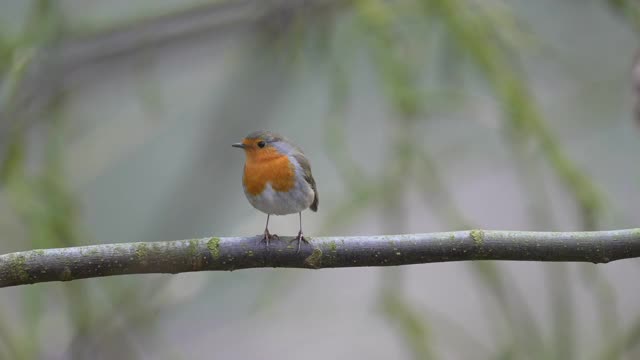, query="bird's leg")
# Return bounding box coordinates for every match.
[290,212,309,253]
[260,214,279,248]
